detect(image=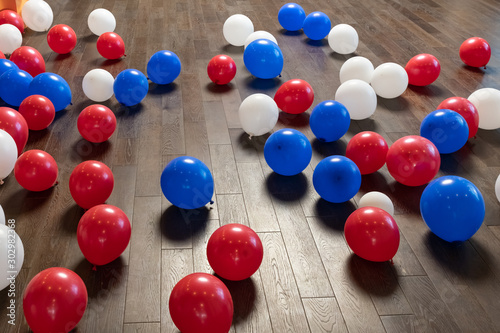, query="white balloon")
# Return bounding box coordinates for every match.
[82,69,115,102]
[22,0,53,32]
[0,130,17,181]
[335,79,377,120]
[0,24,22,55]
[340,56,374,84]
[88,8,116,36]
[238,93,278,136]
[495,175,500,203]
[328,24,359,54]
[0,224,24,291]
[244,30,278,49]
[370,62,408,99]
[223,14,254,47]
[468,88,500,130]
[359,191,394,216]
[0,205,4,225]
